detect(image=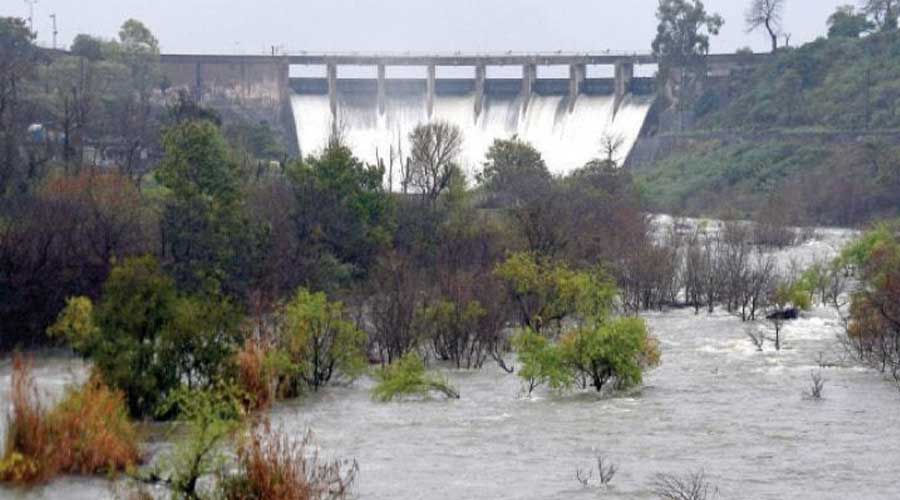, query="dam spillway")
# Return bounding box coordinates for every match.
[291,74,655,182]
[156,52,770,181]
